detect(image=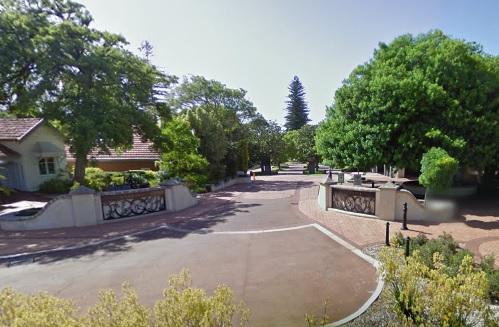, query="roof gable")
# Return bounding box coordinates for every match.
[0,118,44,141]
